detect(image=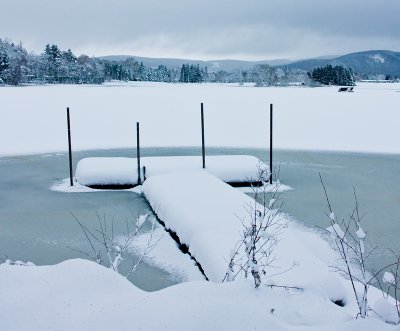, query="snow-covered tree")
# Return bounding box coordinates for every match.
[0,39,29,85]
